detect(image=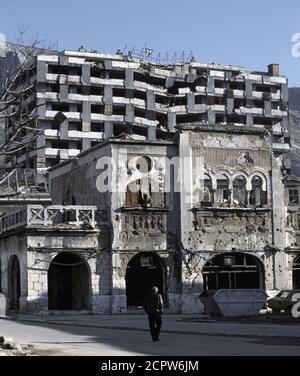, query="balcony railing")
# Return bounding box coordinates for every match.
[0,205,97,235]
[120,207,168,241]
